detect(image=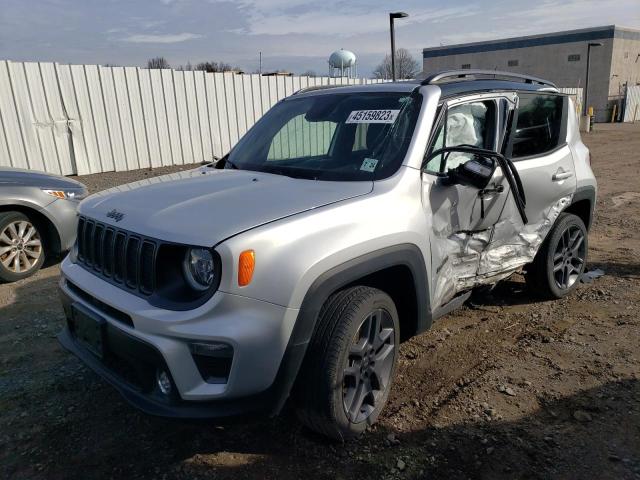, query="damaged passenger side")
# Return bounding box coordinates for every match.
[422,93,572,308]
